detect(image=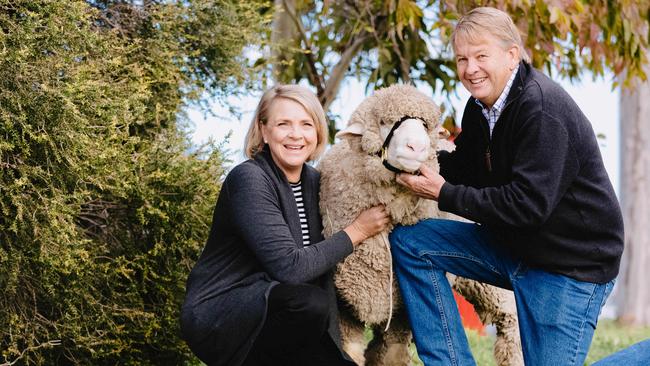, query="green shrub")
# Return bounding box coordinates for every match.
[0,0,262,364]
